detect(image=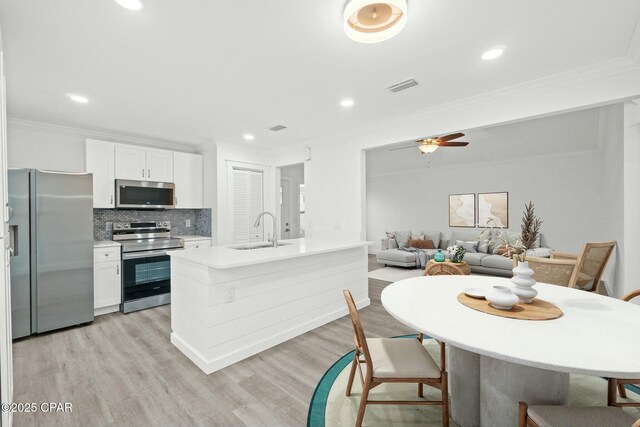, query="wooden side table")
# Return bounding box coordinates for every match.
[424,259,471,276]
